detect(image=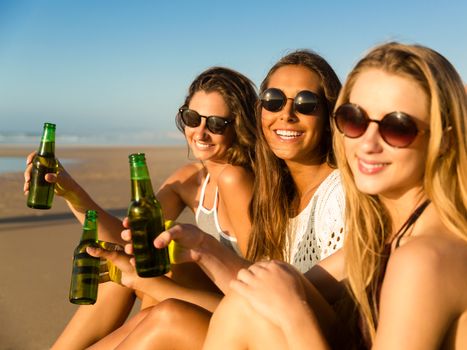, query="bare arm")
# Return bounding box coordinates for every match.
[87,245,223,312]
[23,151,124,243]
[217,165,254,255]
[155,162,202,220]
[304,249,347,304]
[154,224,250,293]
